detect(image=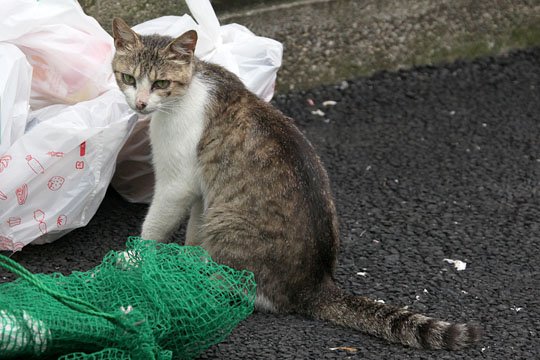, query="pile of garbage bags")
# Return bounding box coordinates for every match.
[0,0,282,250]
